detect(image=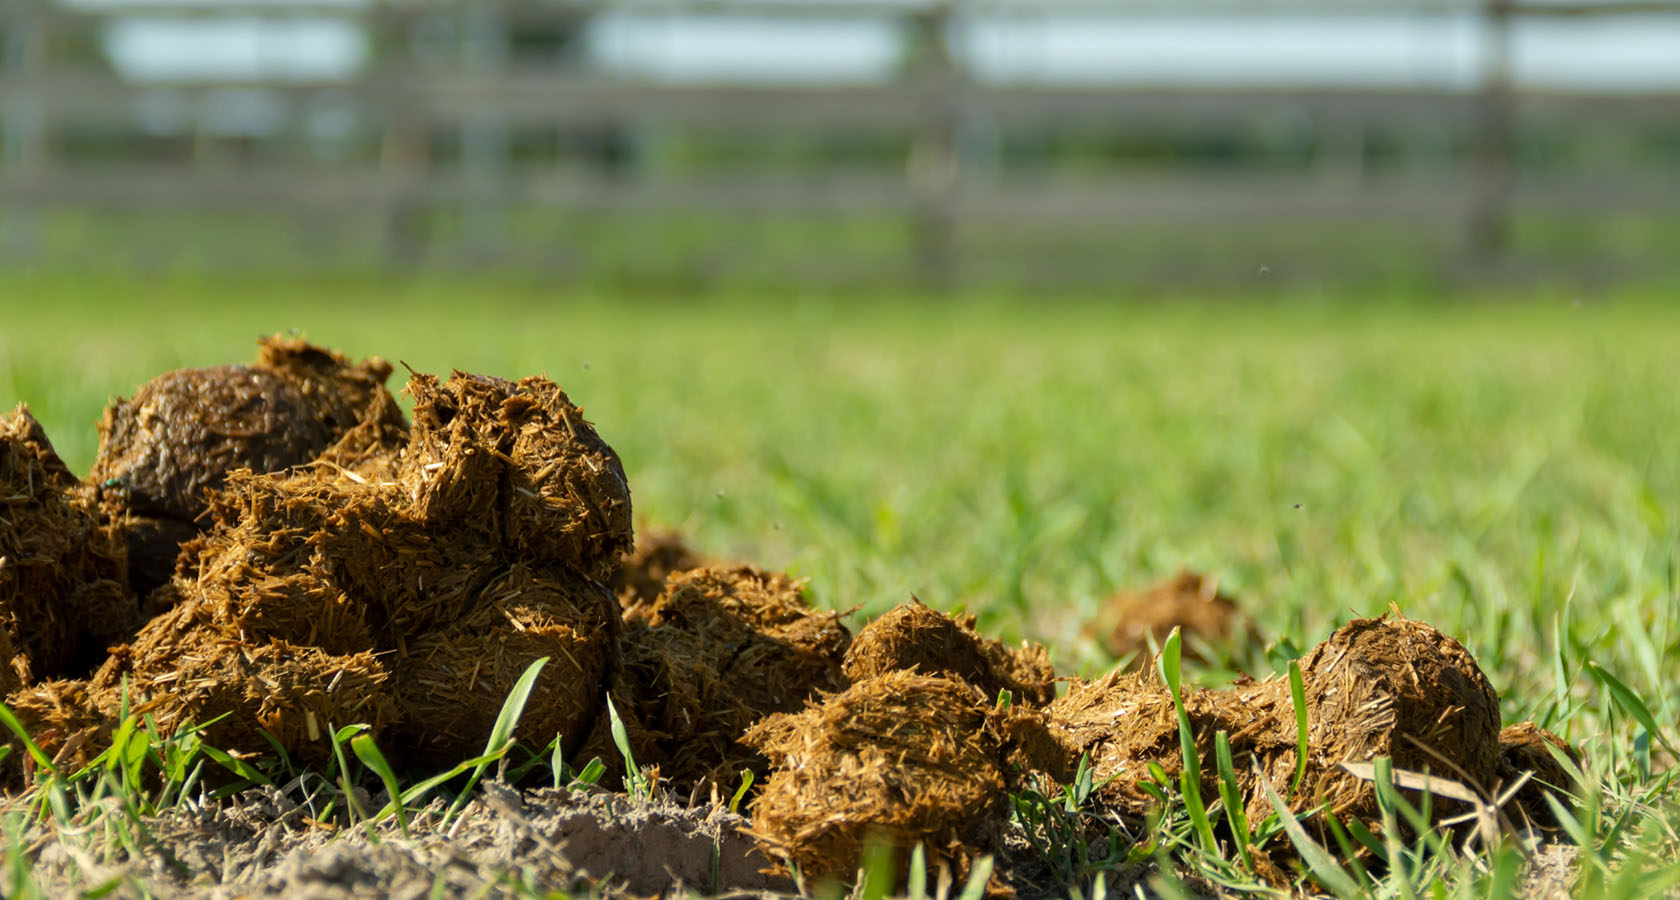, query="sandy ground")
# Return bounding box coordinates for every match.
[17,780,1576,900]
[22,782,797,899]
